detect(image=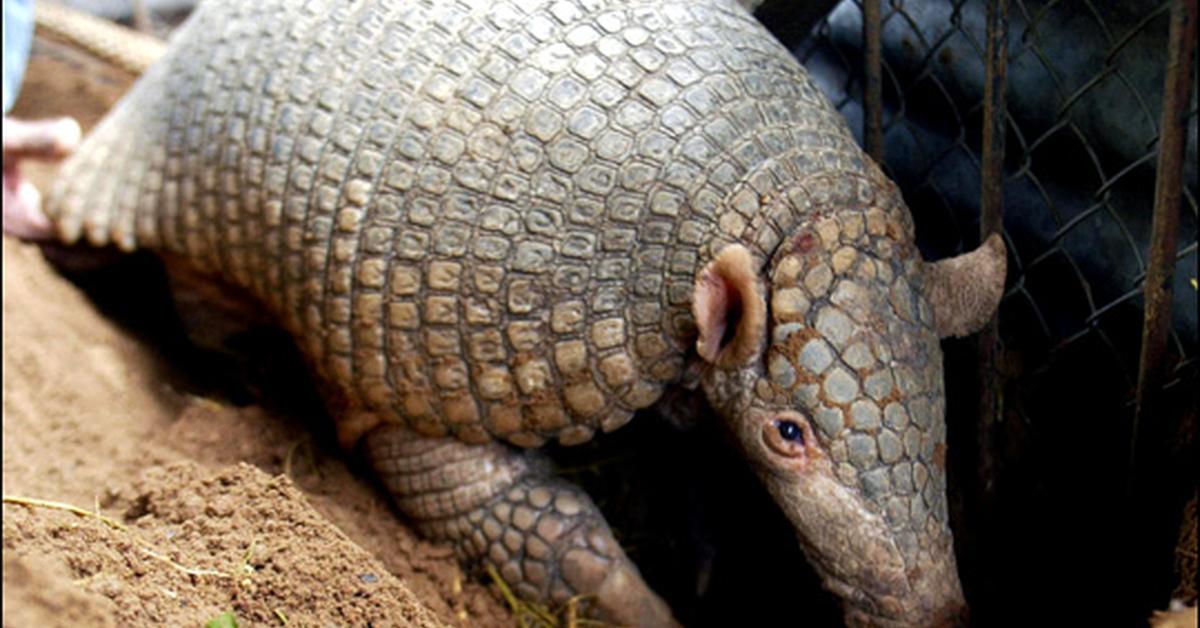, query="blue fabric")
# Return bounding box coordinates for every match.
[3,0,35,113]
